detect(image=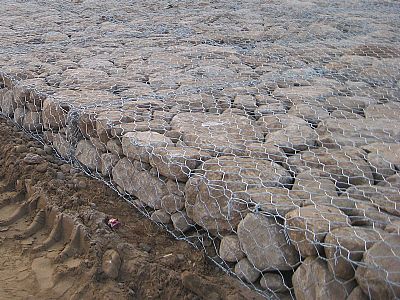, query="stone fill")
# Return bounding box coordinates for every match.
[1,0,400,298]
